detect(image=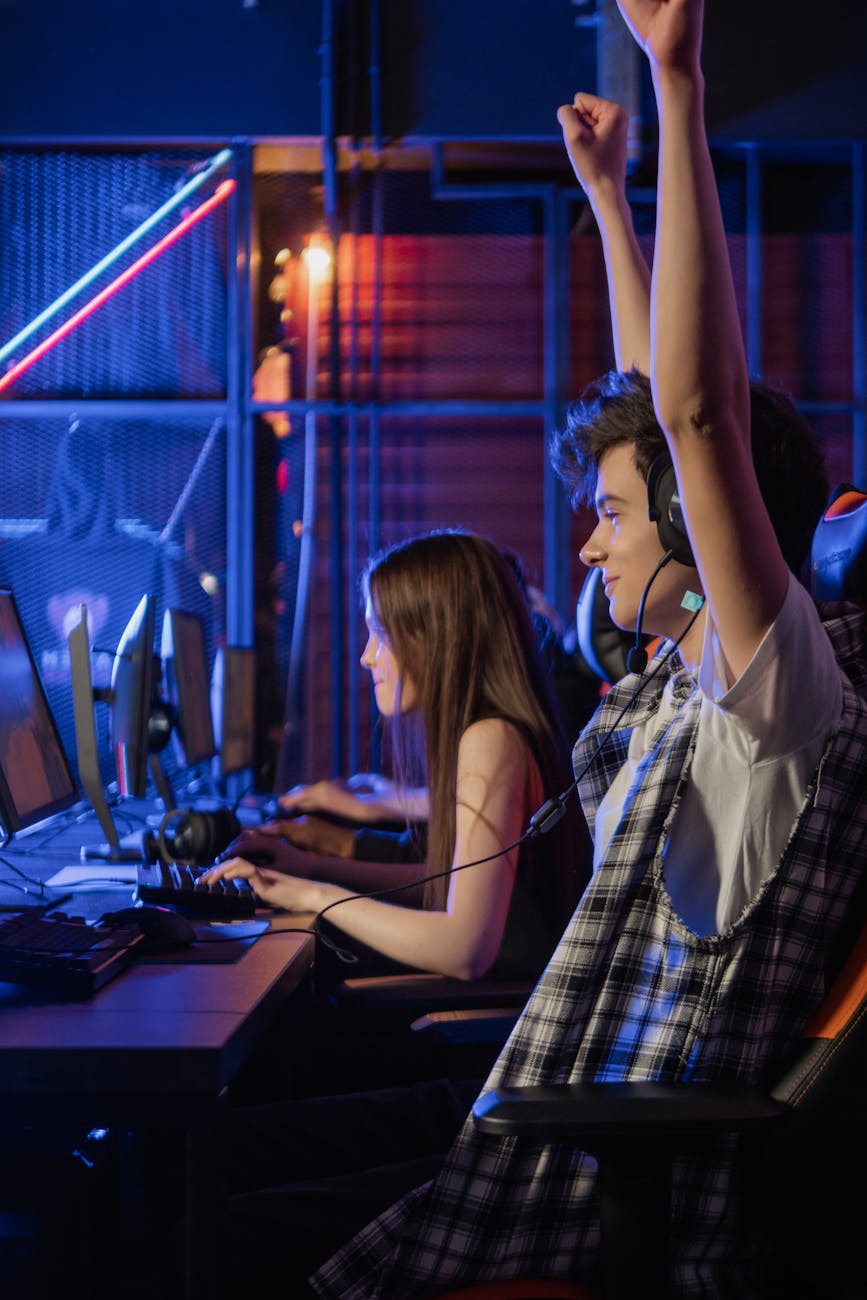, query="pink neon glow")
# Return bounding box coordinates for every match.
[0,178,236,396]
